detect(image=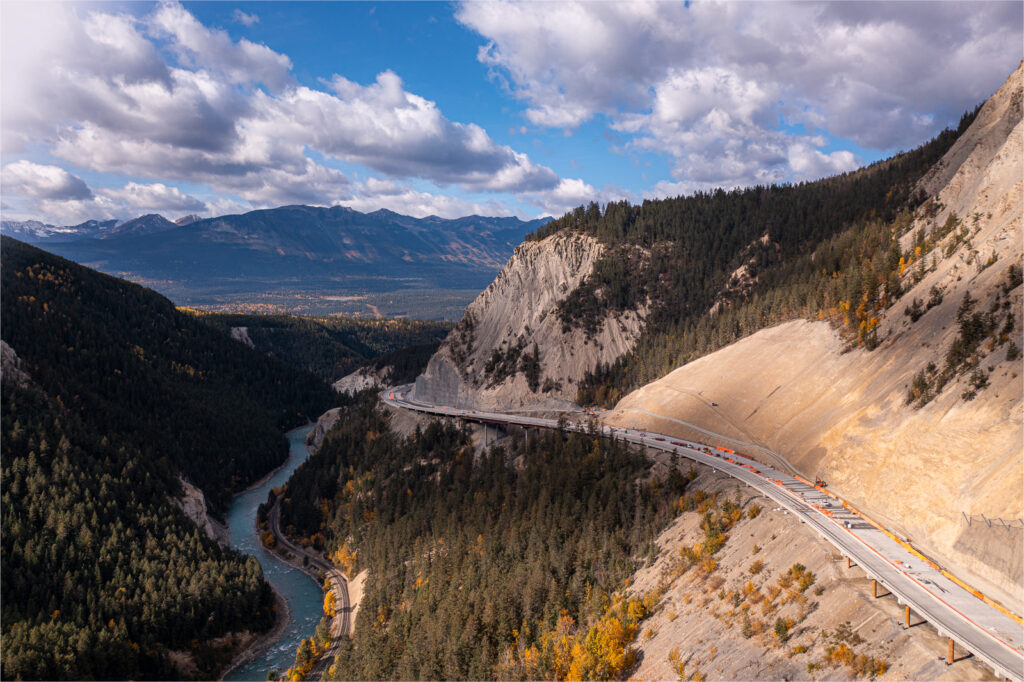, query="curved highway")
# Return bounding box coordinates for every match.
[268,501,351,680]
[381,384,1024,682]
